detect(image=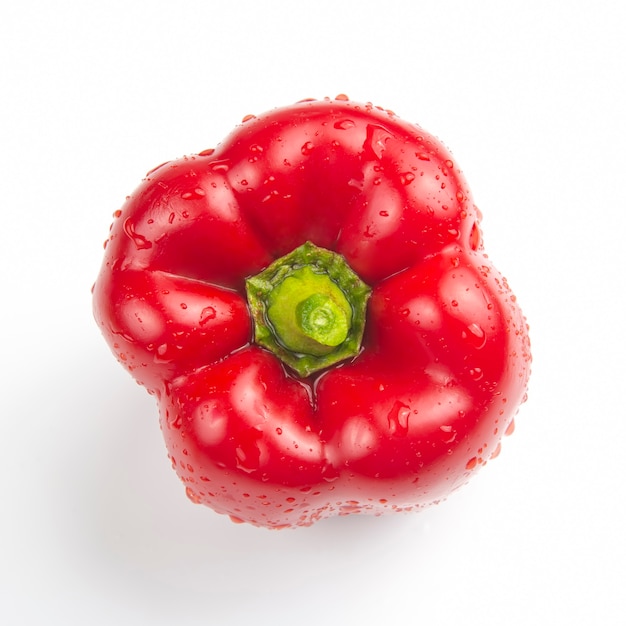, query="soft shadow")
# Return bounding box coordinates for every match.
[52,347,434,618]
